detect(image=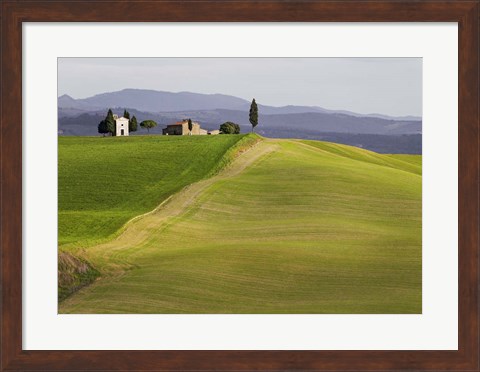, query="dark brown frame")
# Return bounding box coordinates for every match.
[1,1,478,371]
